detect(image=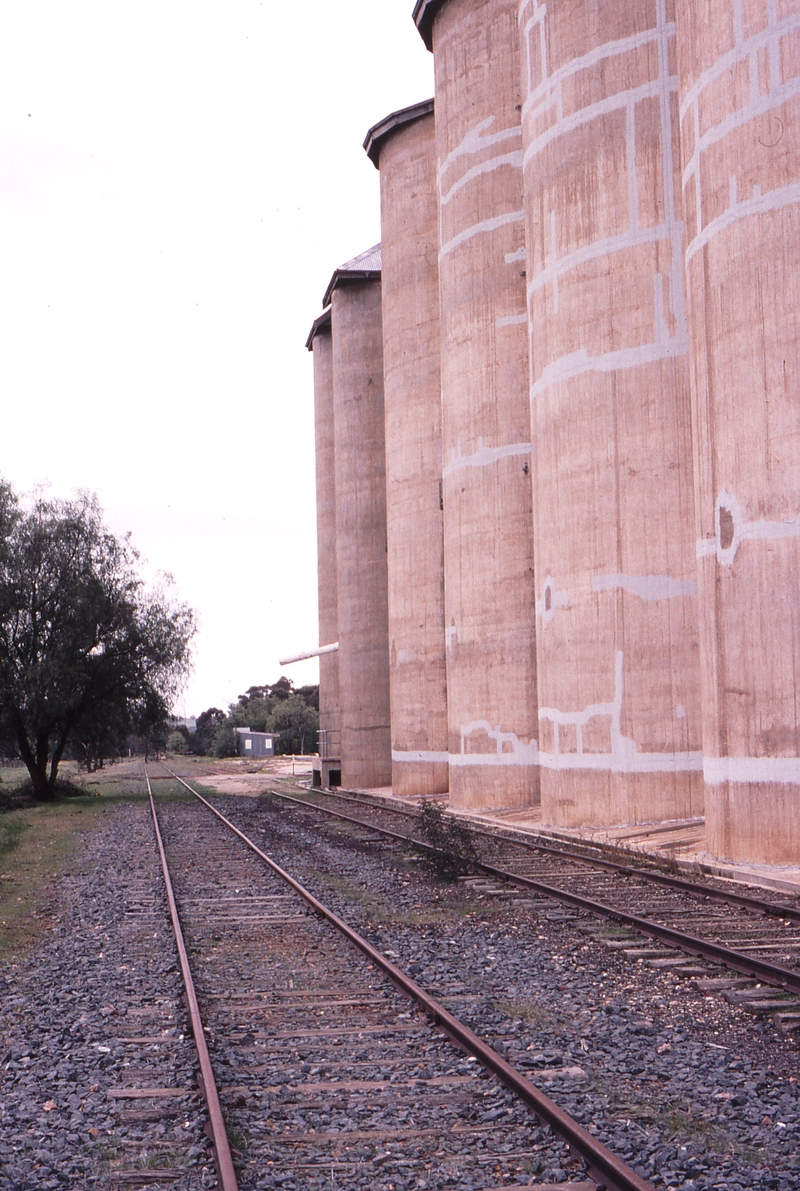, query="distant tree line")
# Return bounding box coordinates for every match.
[167,677,320,758]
